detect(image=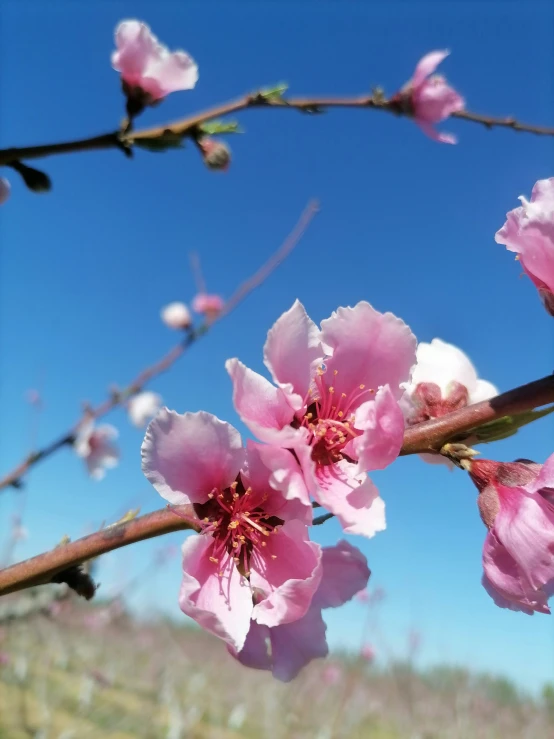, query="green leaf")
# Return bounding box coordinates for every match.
[134,131,185,153]
[469,405,554,444]
[199,120,243,135]
[258,82,289,102]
